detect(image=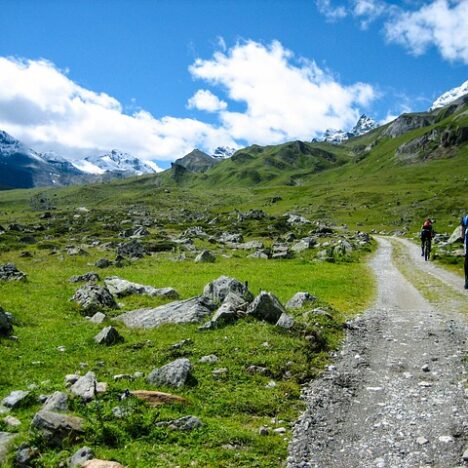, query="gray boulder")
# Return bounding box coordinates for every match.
[271,243,292,259]
[94,326,124,346]
[31,410,84,446]
[287,214,310,225]
[0,308,13,336]
[147,358,194,388]
[117,239,146,258]
[115,296,214,329]
[200,303,238,330]
[246,292,286,324]
[156,415,202,431]
[286,292,316,309]
[67,247,89,256]
[69,272,100,283]
[71,284,118,316]
[219,232,243,243]
[0,263,26,281]
[248,250,269,259]
[70,372,98,401]
[0,432,17,464]
[95,258,112,269]
[70,446,94,467]
[276,313,295,329]
[231,240,264,250]
[14,443,40,467]
[291,237,316,252]
[42,391,68,412]
[104,276,179,299]
[2,390,30,409]
[447,225,463,244]
[89,312,106,324]
[203,275,253,303]
[194,250,216,263]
